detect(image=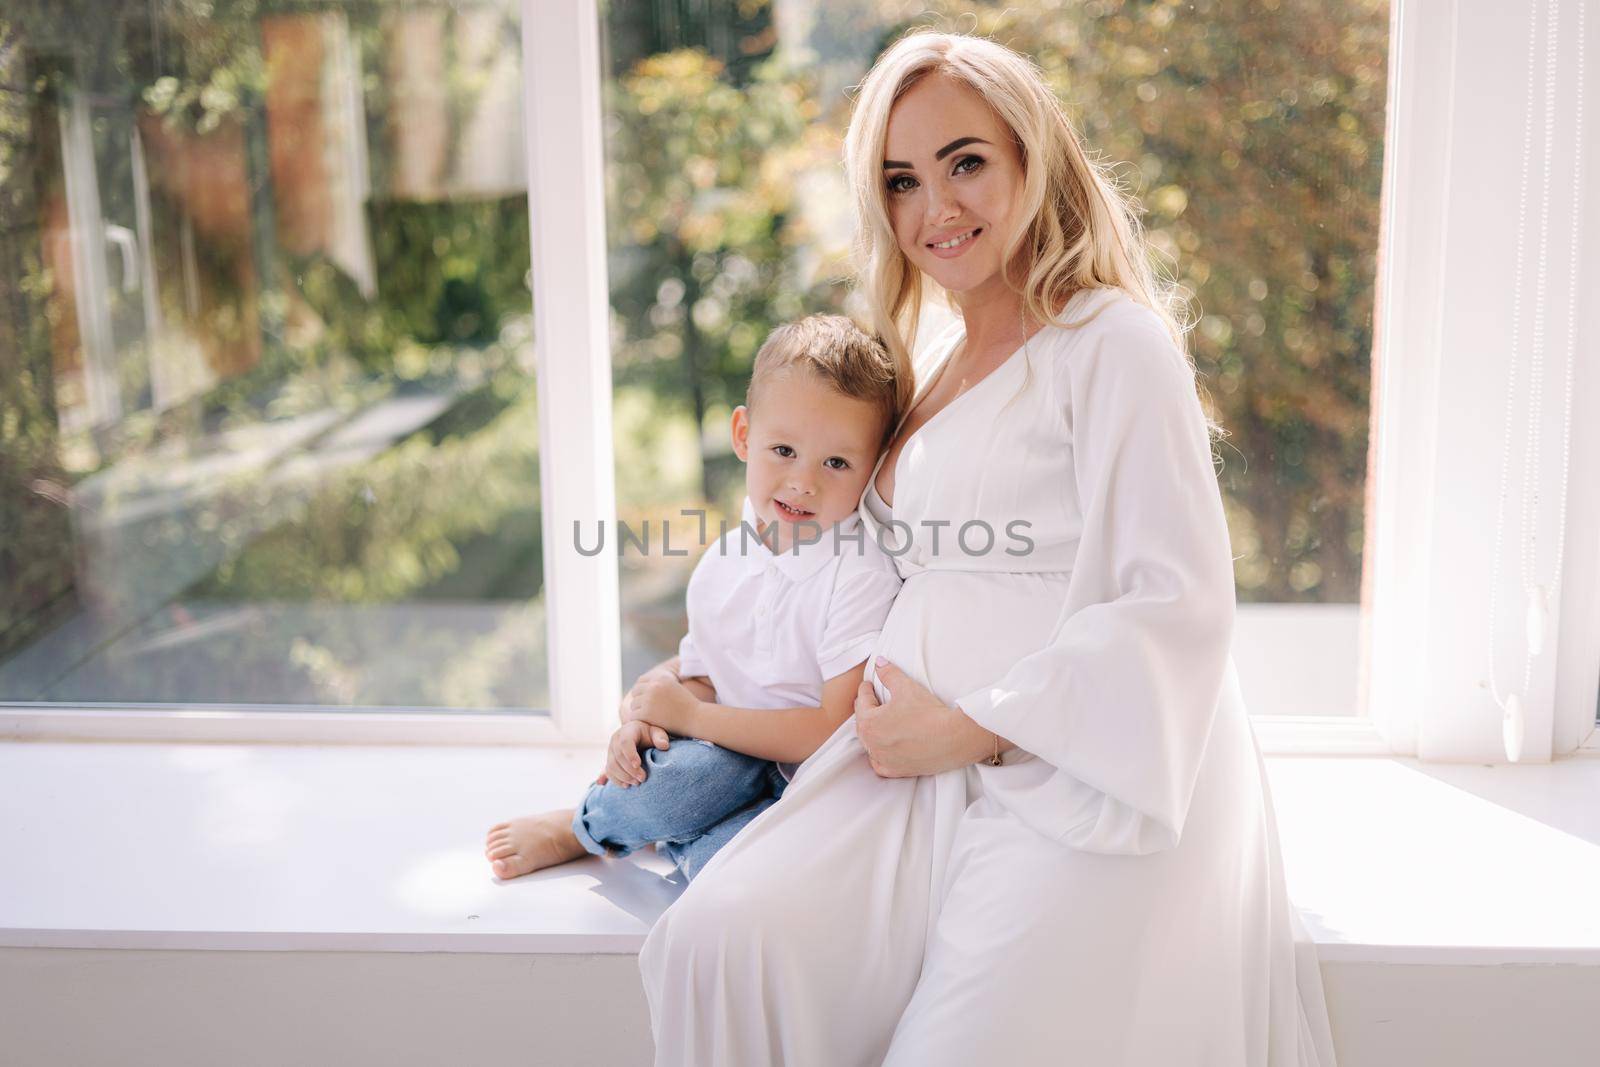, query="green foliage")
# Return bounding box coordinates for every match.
[605,48,825,501]
[289,197,533,371]
[192,363,541,603]
[1,2,548,702]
